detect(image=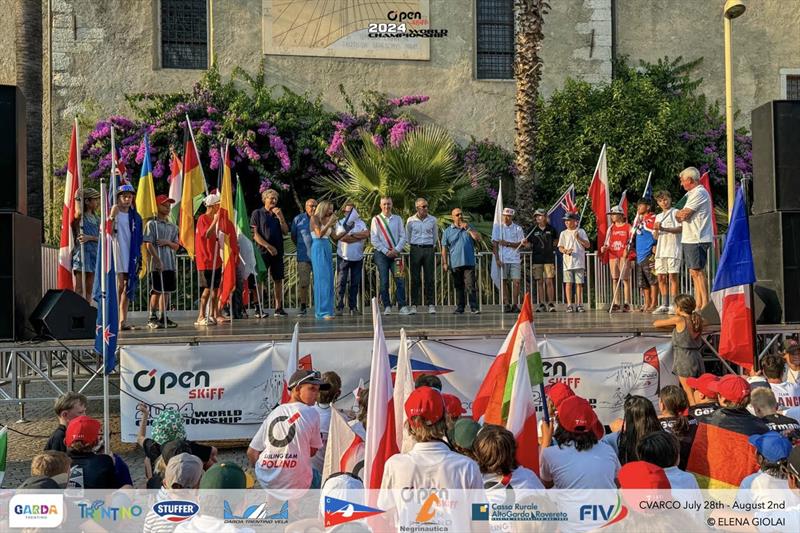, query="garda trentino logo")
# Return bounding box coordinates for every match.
[9,494,64,528]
